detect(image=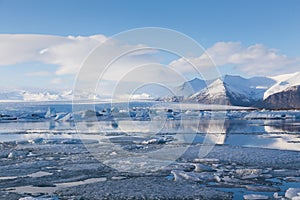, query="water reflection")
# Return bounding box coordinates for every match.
[0,117,299,151]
